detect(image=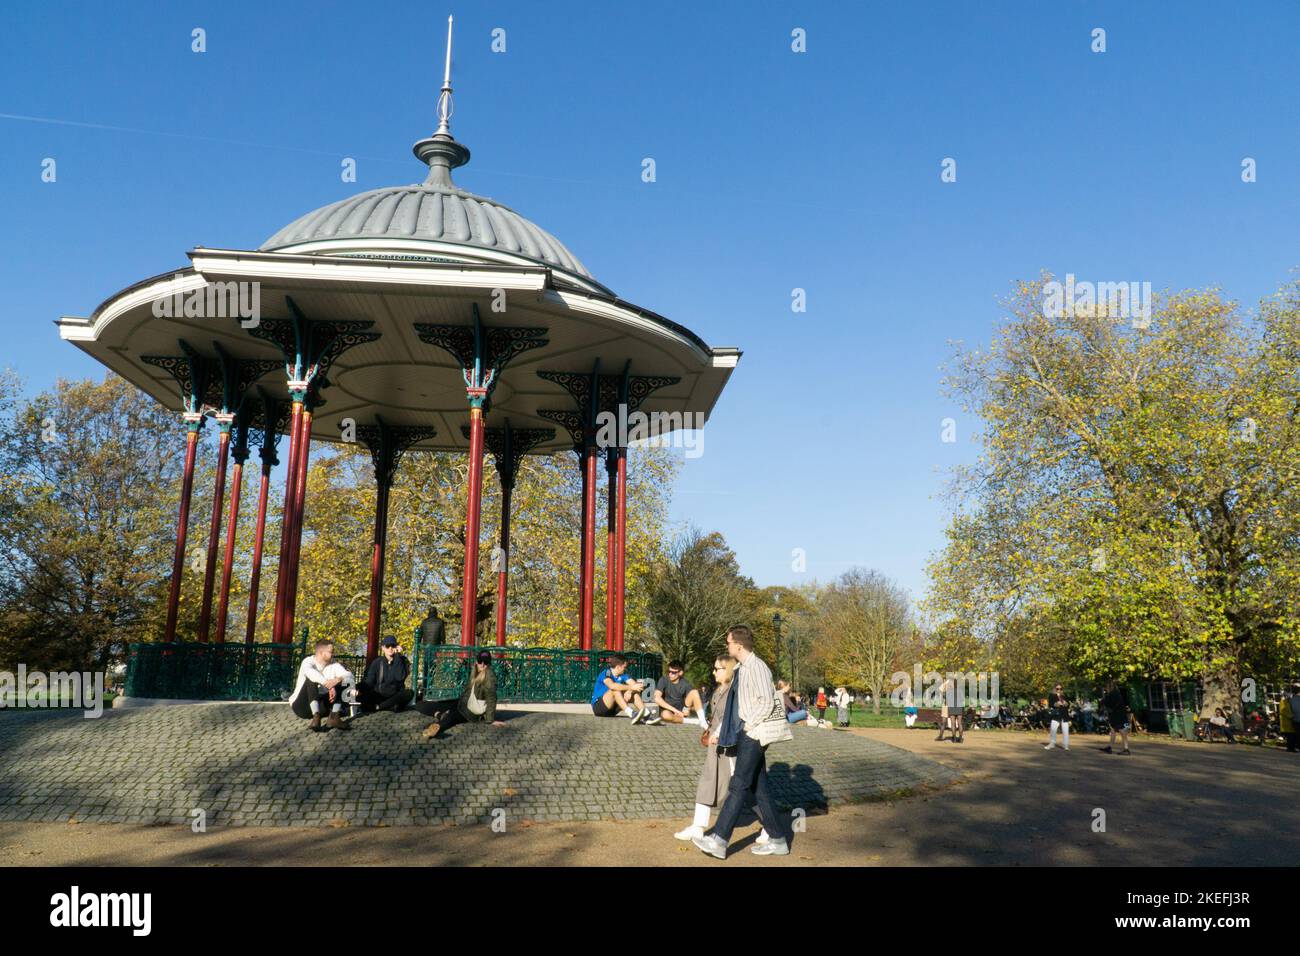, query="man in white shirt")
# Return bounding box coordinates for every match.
[290,639,354,732]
